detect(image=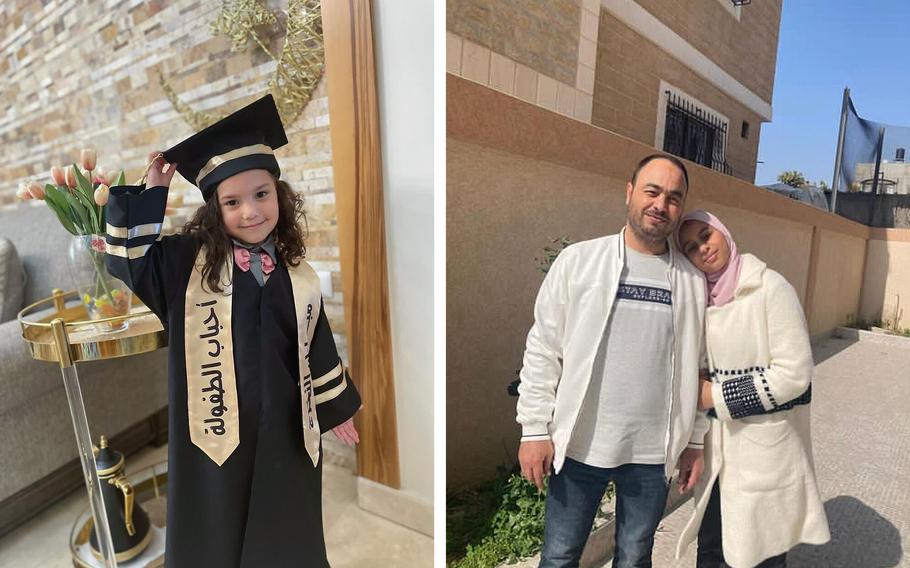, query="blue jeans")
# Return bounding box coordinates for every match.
[539,459,669,568]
